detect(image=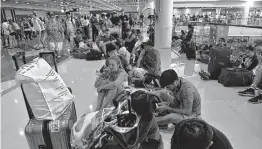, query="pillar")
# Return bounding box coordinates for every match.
[154,0,173,71]
[242,6,249,25]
